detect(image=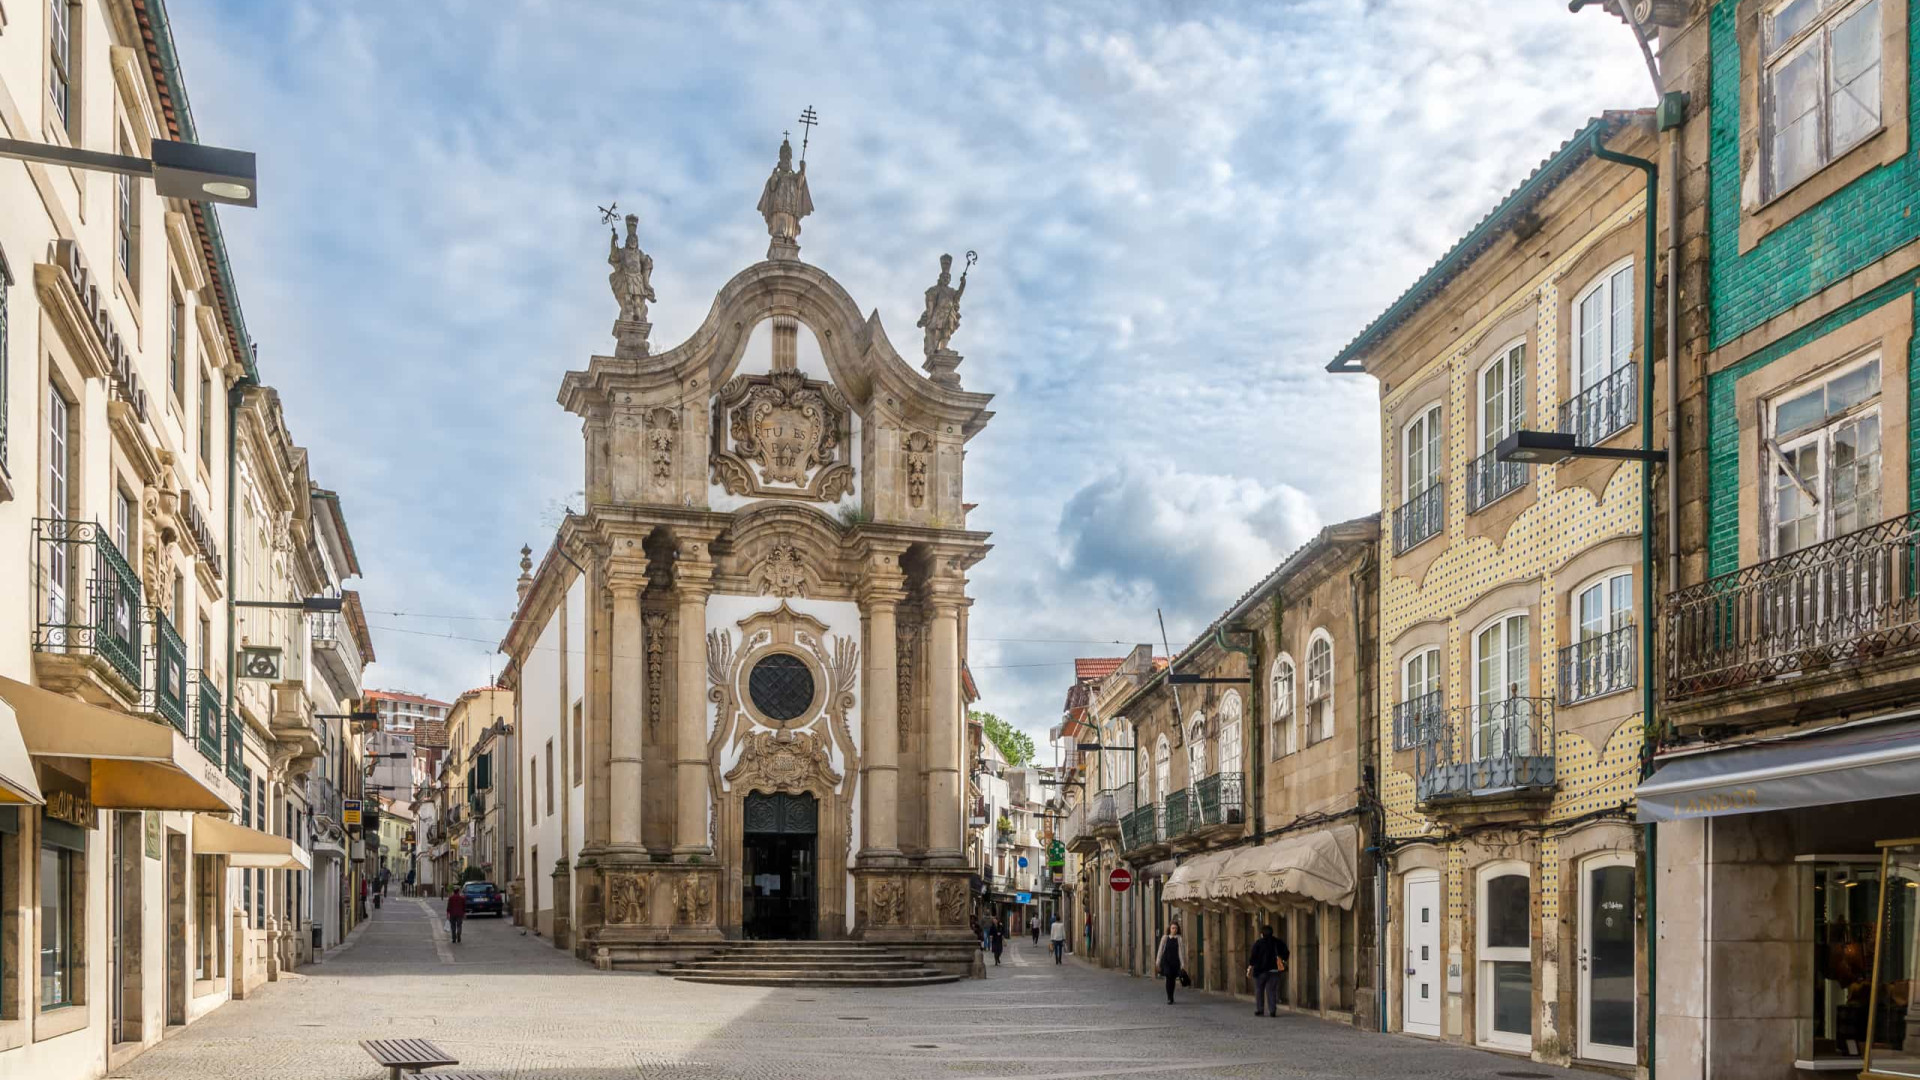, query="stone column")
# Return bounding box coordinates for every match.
[926,596,964,862]
[673,544,714,857]
[860,574,905,862]
[608,568,647,851]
